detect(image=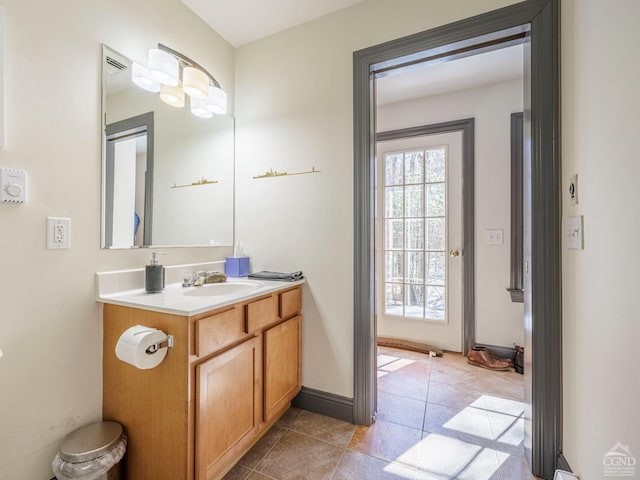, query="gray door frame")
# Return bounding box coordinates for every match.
[353,1,561,478]
[377,119,475,355]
